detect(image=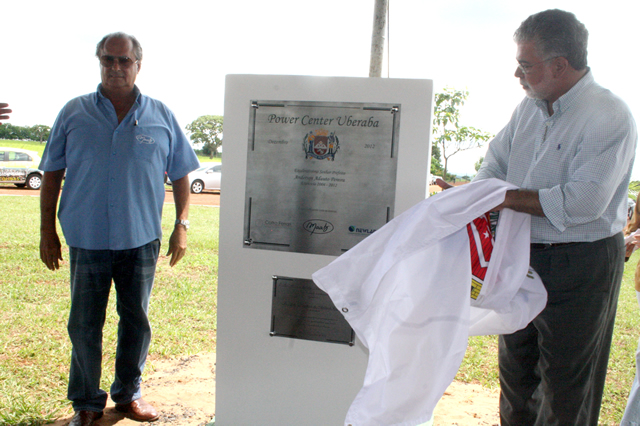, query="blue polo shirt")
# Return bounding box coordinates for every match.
[40,85,200,250]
